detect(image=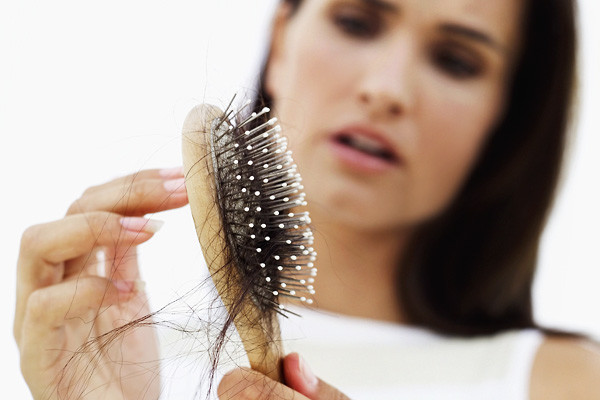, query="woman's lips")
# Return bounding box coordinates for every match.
[328,127,402,173]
